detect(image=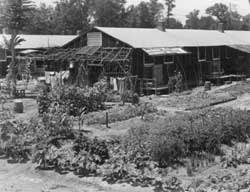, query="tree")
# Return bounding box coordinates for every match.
[206,3,229,28]
[23,3,55,34]
[0,0,7,32]
[228,11,243,30]
[199,16,217,30]
[165,0,175,26]
[241,14,250,30]
[185,9,200,29]
[53,0,92,34]
[148,0,164,26]
[125,0,164,28]
[92,0,127,27]
[0,0,34,95]
[167,18,183,29]
[125,5,140,27]
[136,1,156,28]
